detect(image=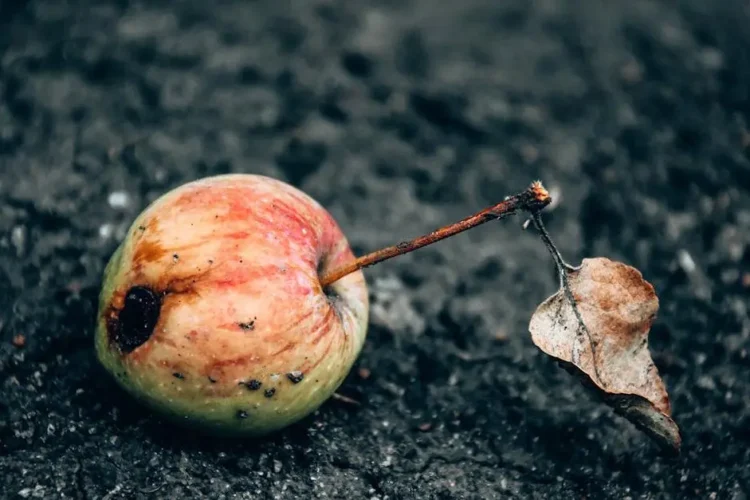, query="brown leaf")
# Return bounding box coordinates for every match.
[529,257,680,453]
